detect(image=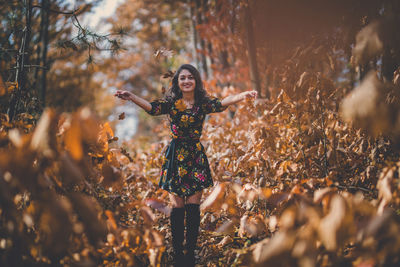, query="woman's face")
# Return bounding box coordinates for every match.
[178,69,196,94]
